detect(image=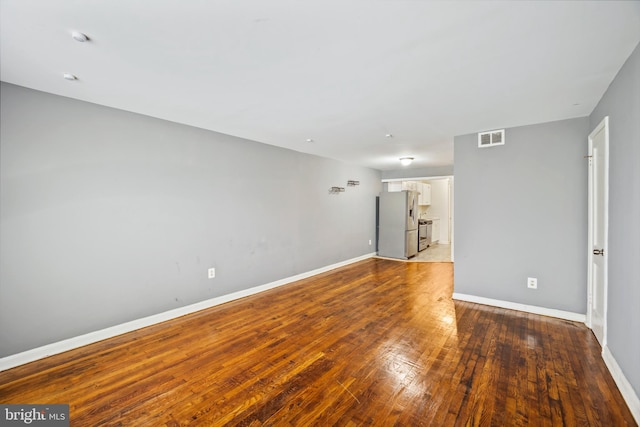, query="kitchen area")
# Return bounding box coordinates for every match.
[377,178,452,262]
